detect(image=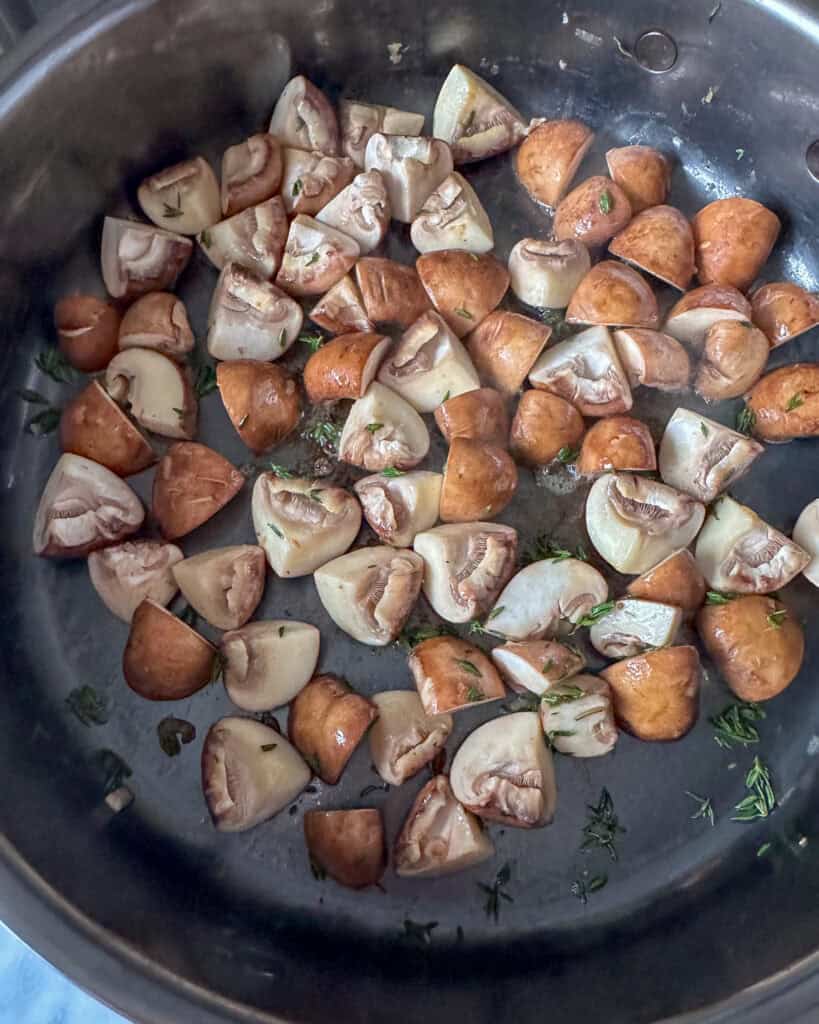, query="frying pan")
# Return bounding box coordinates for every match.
[1,0,819,1021]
